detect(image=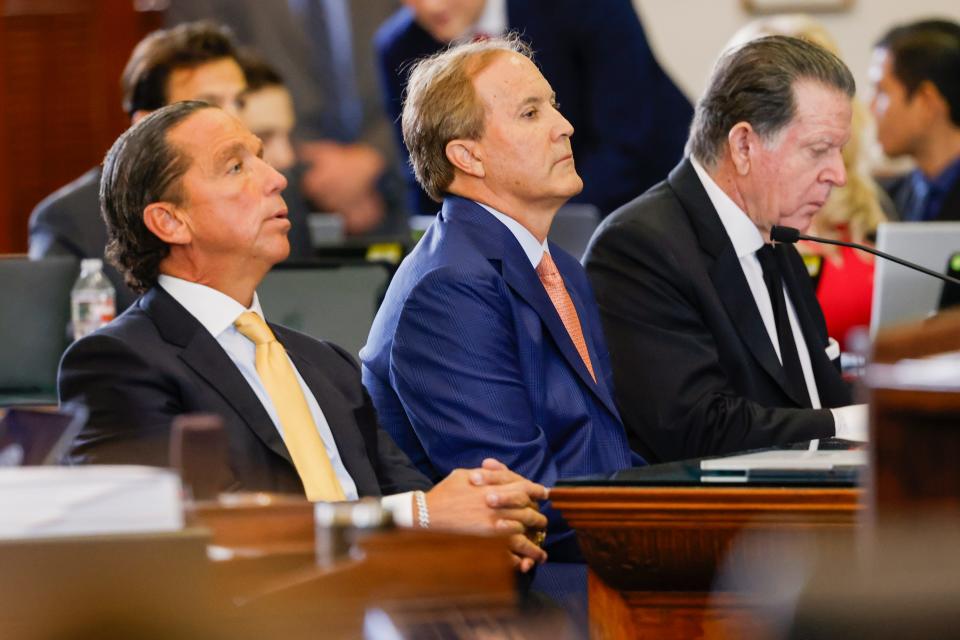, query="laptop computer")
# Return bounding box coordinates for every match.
[0,257,78,404]
[870,222,960,333]
[938,251,960,311]
[0,404,87,467]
